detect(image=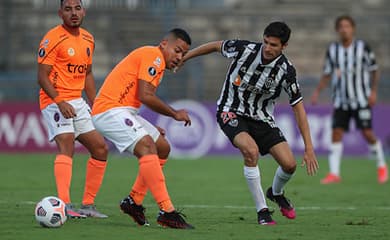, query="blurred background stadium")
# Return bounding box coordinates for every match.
[0,0,390,157]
